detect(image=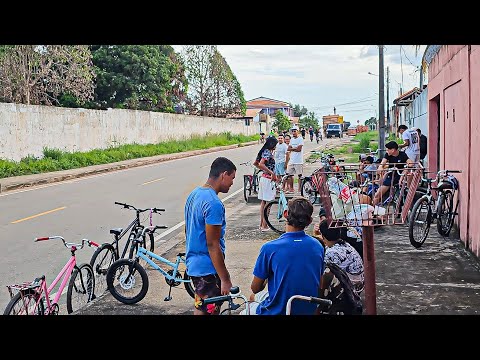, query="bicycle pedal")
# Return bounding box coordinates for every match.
[164,296,172,301]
